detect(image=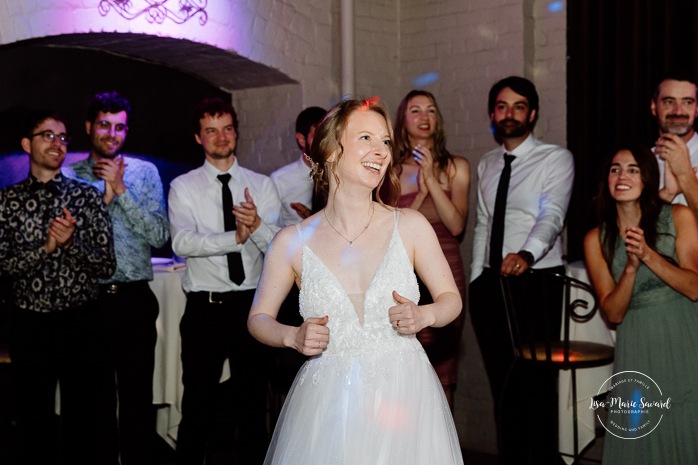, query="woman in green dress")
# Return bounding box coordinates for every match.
[584,145,698,464]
